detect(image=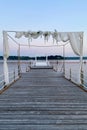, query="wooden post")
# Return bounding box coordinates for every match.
[18,44,21,76]
[70,68,71,80]
[63,45,65,75]
[46,55,47,62]
[80,33,83,85]
[14,69,15,81]
[35,56,37,66]
[80,56,83,85]
[46,55,48,65]
[81,69,84,85]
